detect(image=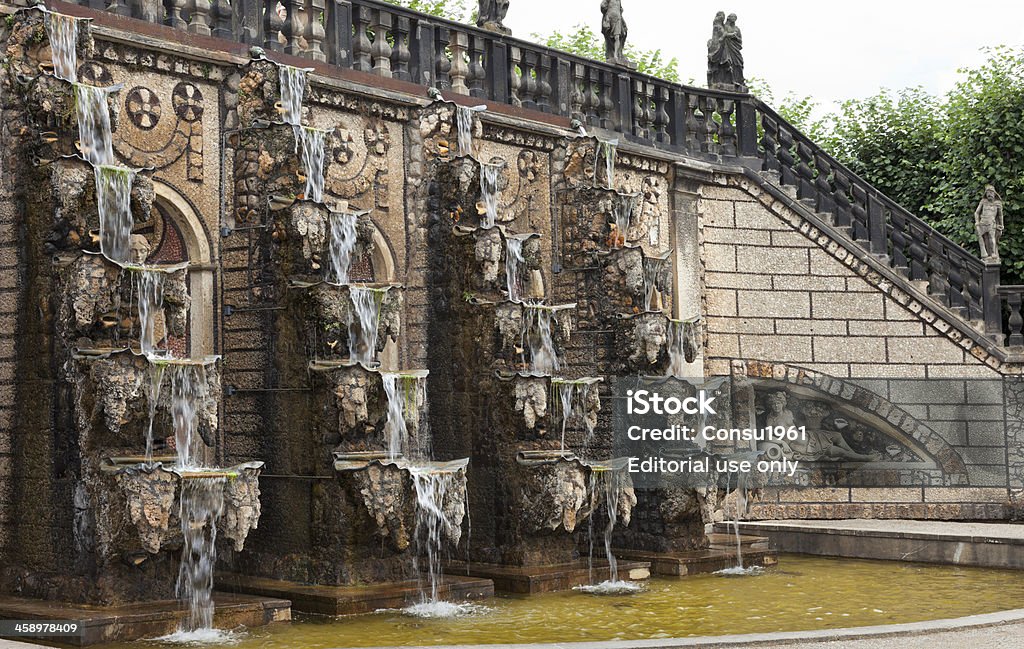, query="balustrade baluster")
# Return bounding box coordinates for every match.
[760,113,780,171]
[966,267,984,321]
[947,257,967,312]
[654,85,670,144]
[434,27,451,89]
[1005,291,1024,346]
[166,0,187,29]
[518,50,537,110]
[449,31,470,95]
[568,62,584,122]
[467,35,486,98]
[599,70,615,129]
[304,0,326,62]
[632,79,649,139]
[281,0,302,54]
[186,0,212,35]
[137,0,161,23]
[369,9,393,77]
[263,1,285,52]
[927,237,949,302]
[508,47,523,108]
[683,93,701,152]
[584,67,600,126]
[906,222,929,281]
[388,16,411,80]
[536,54,552,112]
[776,127,797,186]
[850,184,869,241]
[717,98,736,156]
[813,152,834,216]
[106,0,132,17]
[211,0,232,38]
[794,142,815,201]
[702,96,716,153]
